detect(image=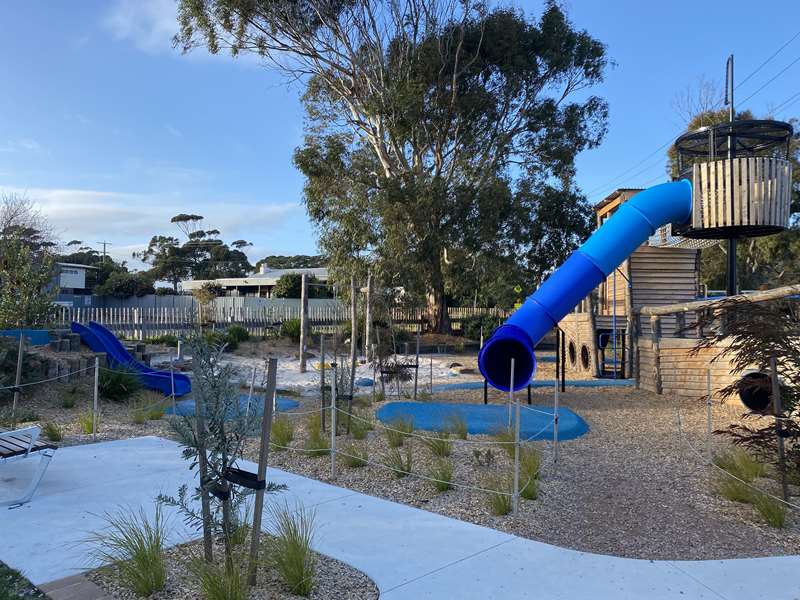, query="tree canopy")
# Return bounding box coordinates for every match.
[176,0,608,328]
